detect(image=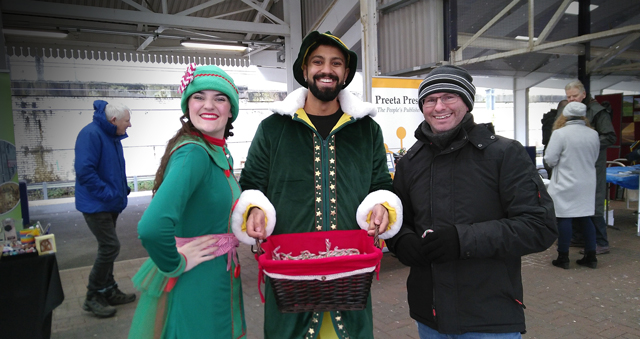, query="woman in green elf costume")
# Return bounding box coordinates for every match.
[128,64,247,339]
